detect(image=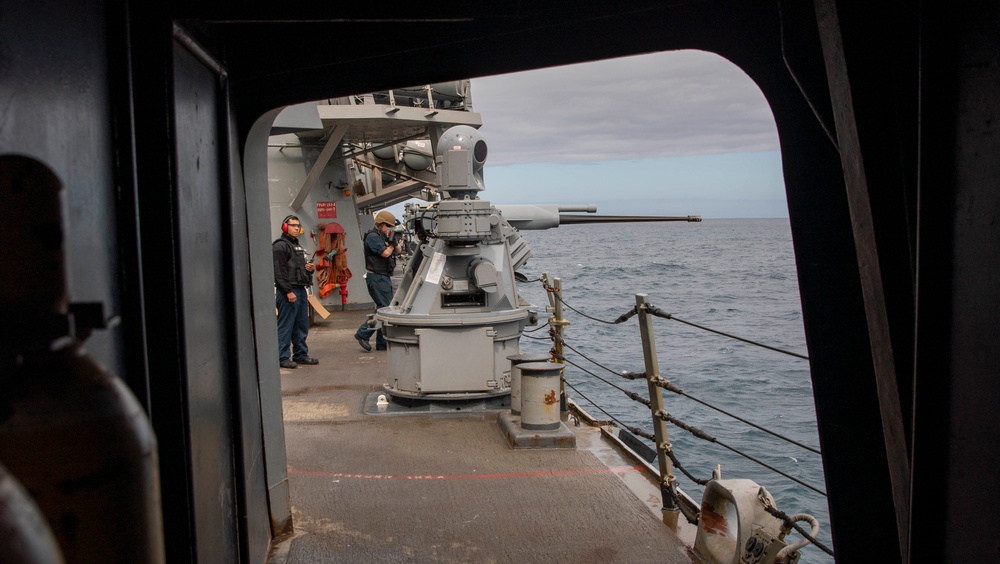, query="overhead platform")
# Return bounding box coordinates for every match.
[270,85,484,230]
[275,87,484,214]
[316,102,482,145]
